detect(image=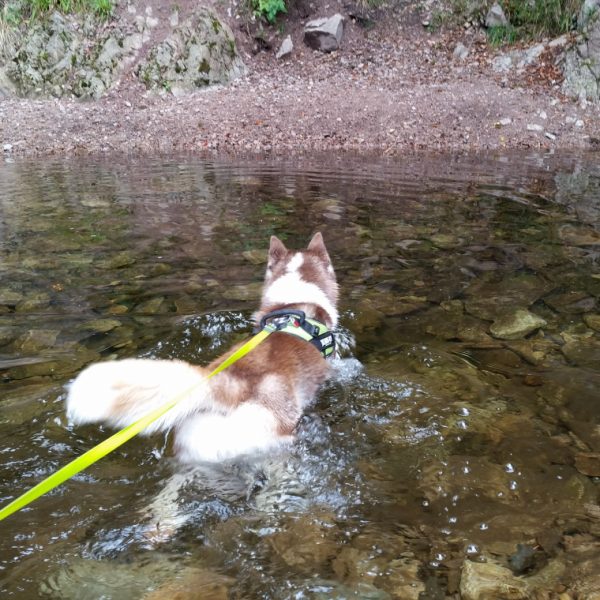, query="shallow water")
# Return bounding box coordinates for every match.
[0,153,599,599]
